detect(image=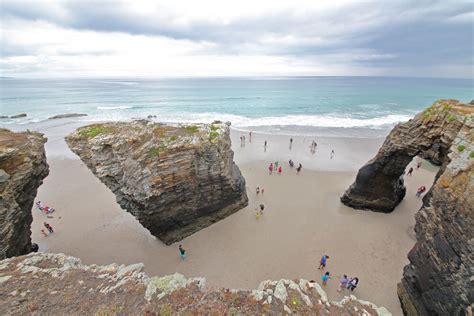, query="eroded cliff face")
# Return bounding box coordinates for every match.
[0,253,391,315]
[0,129,49,259]
[341,99,470,212]
[397,113,473,316]
[65,121,248,245]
